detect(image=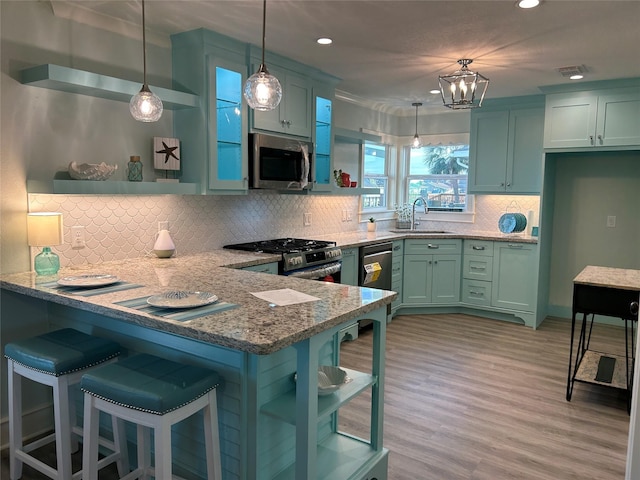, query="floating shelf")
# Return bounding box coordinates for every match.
[21,64,199,110]
[278,187,381,196]
[27,179,198,195]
